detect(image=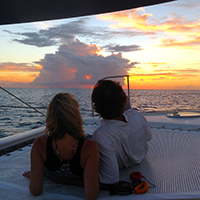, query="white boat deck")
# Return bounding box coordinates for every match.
[0,113,200,199]
[144,112,200,131]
